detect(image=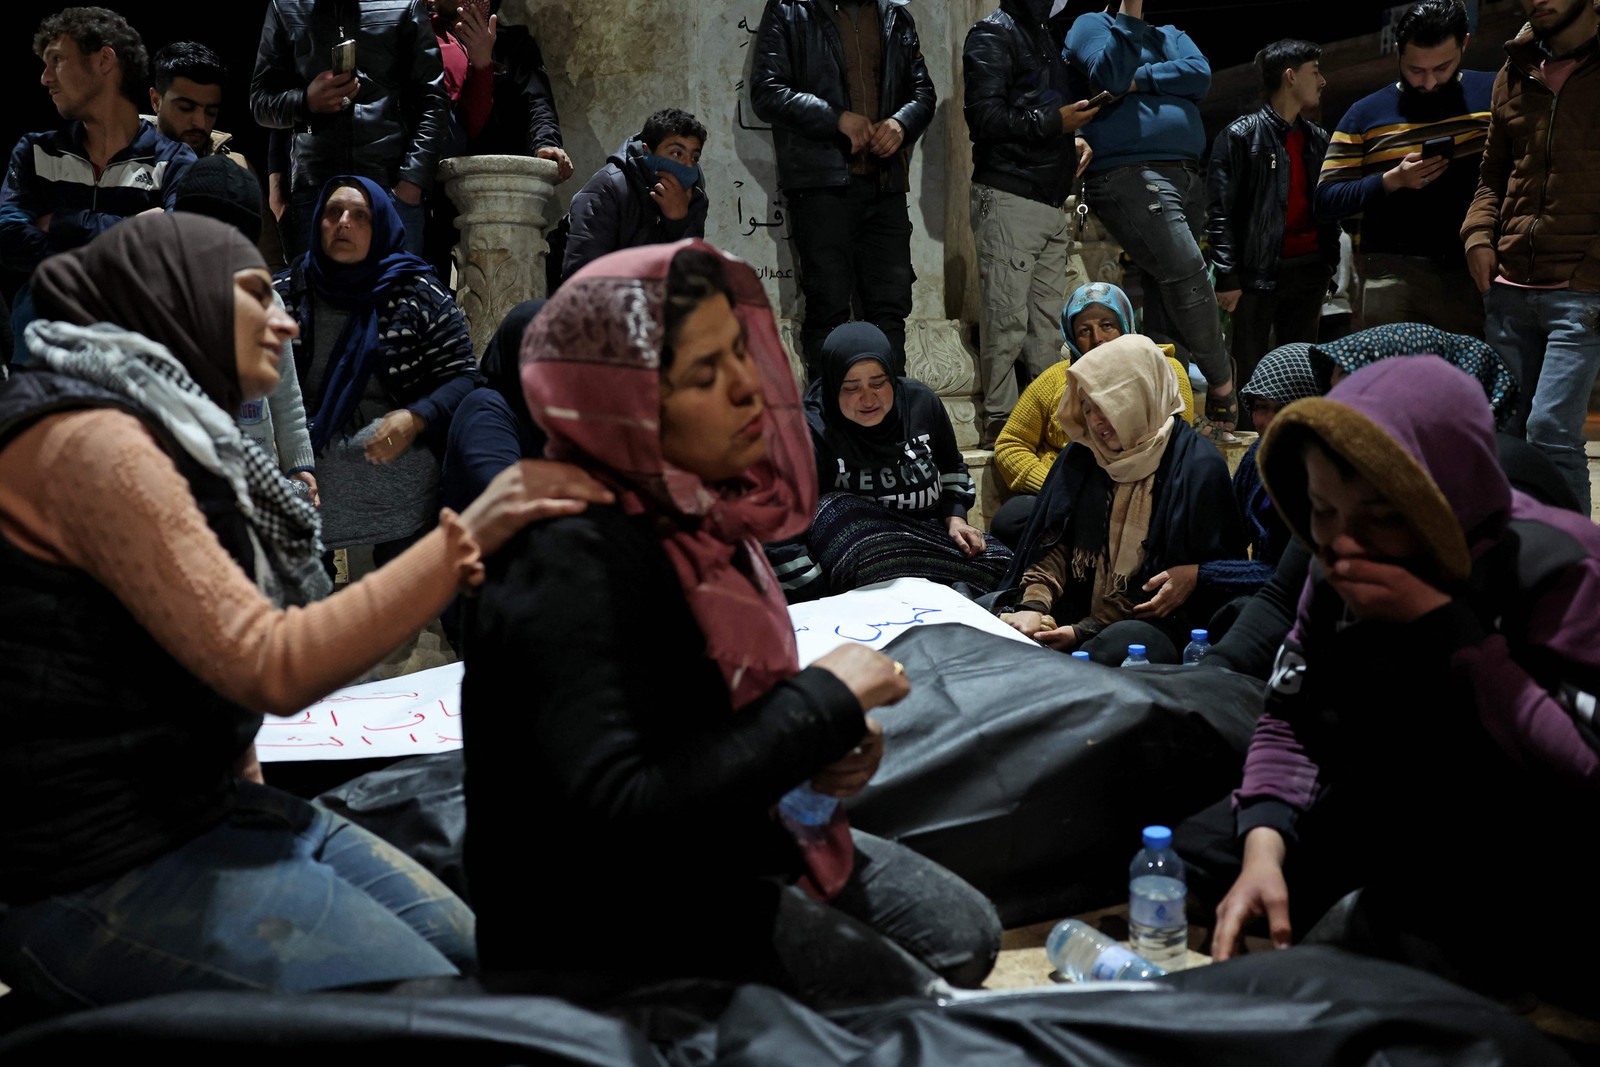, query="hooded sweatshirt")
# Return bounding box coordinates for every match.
[1064,11,1210,172]
[1236,355,1600,844]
